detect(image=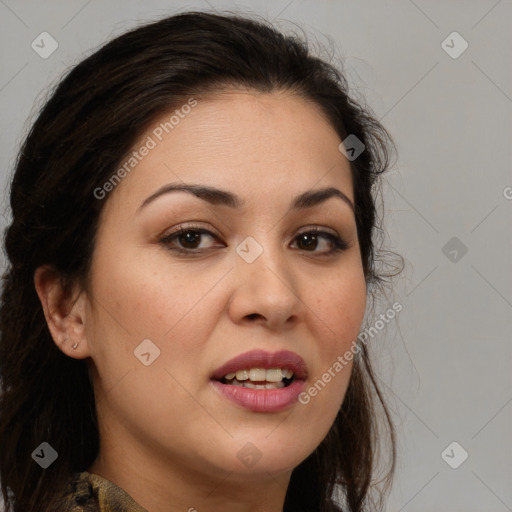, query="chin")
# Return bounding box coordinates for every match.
[209,436,315,479]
